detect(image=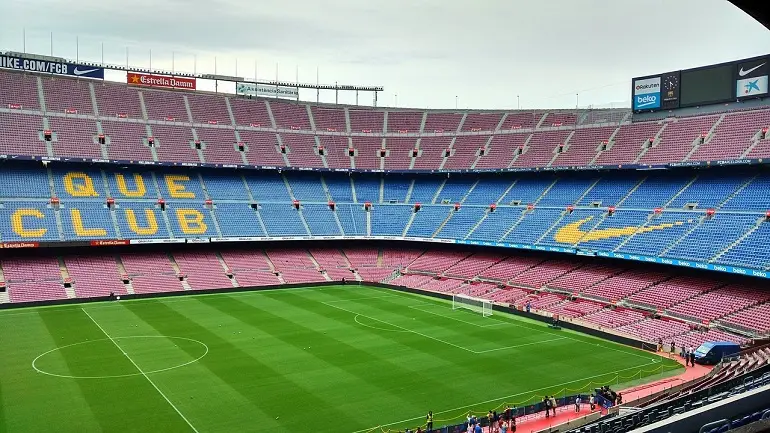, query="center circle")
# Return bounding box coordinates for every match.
[32,336,209,379]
